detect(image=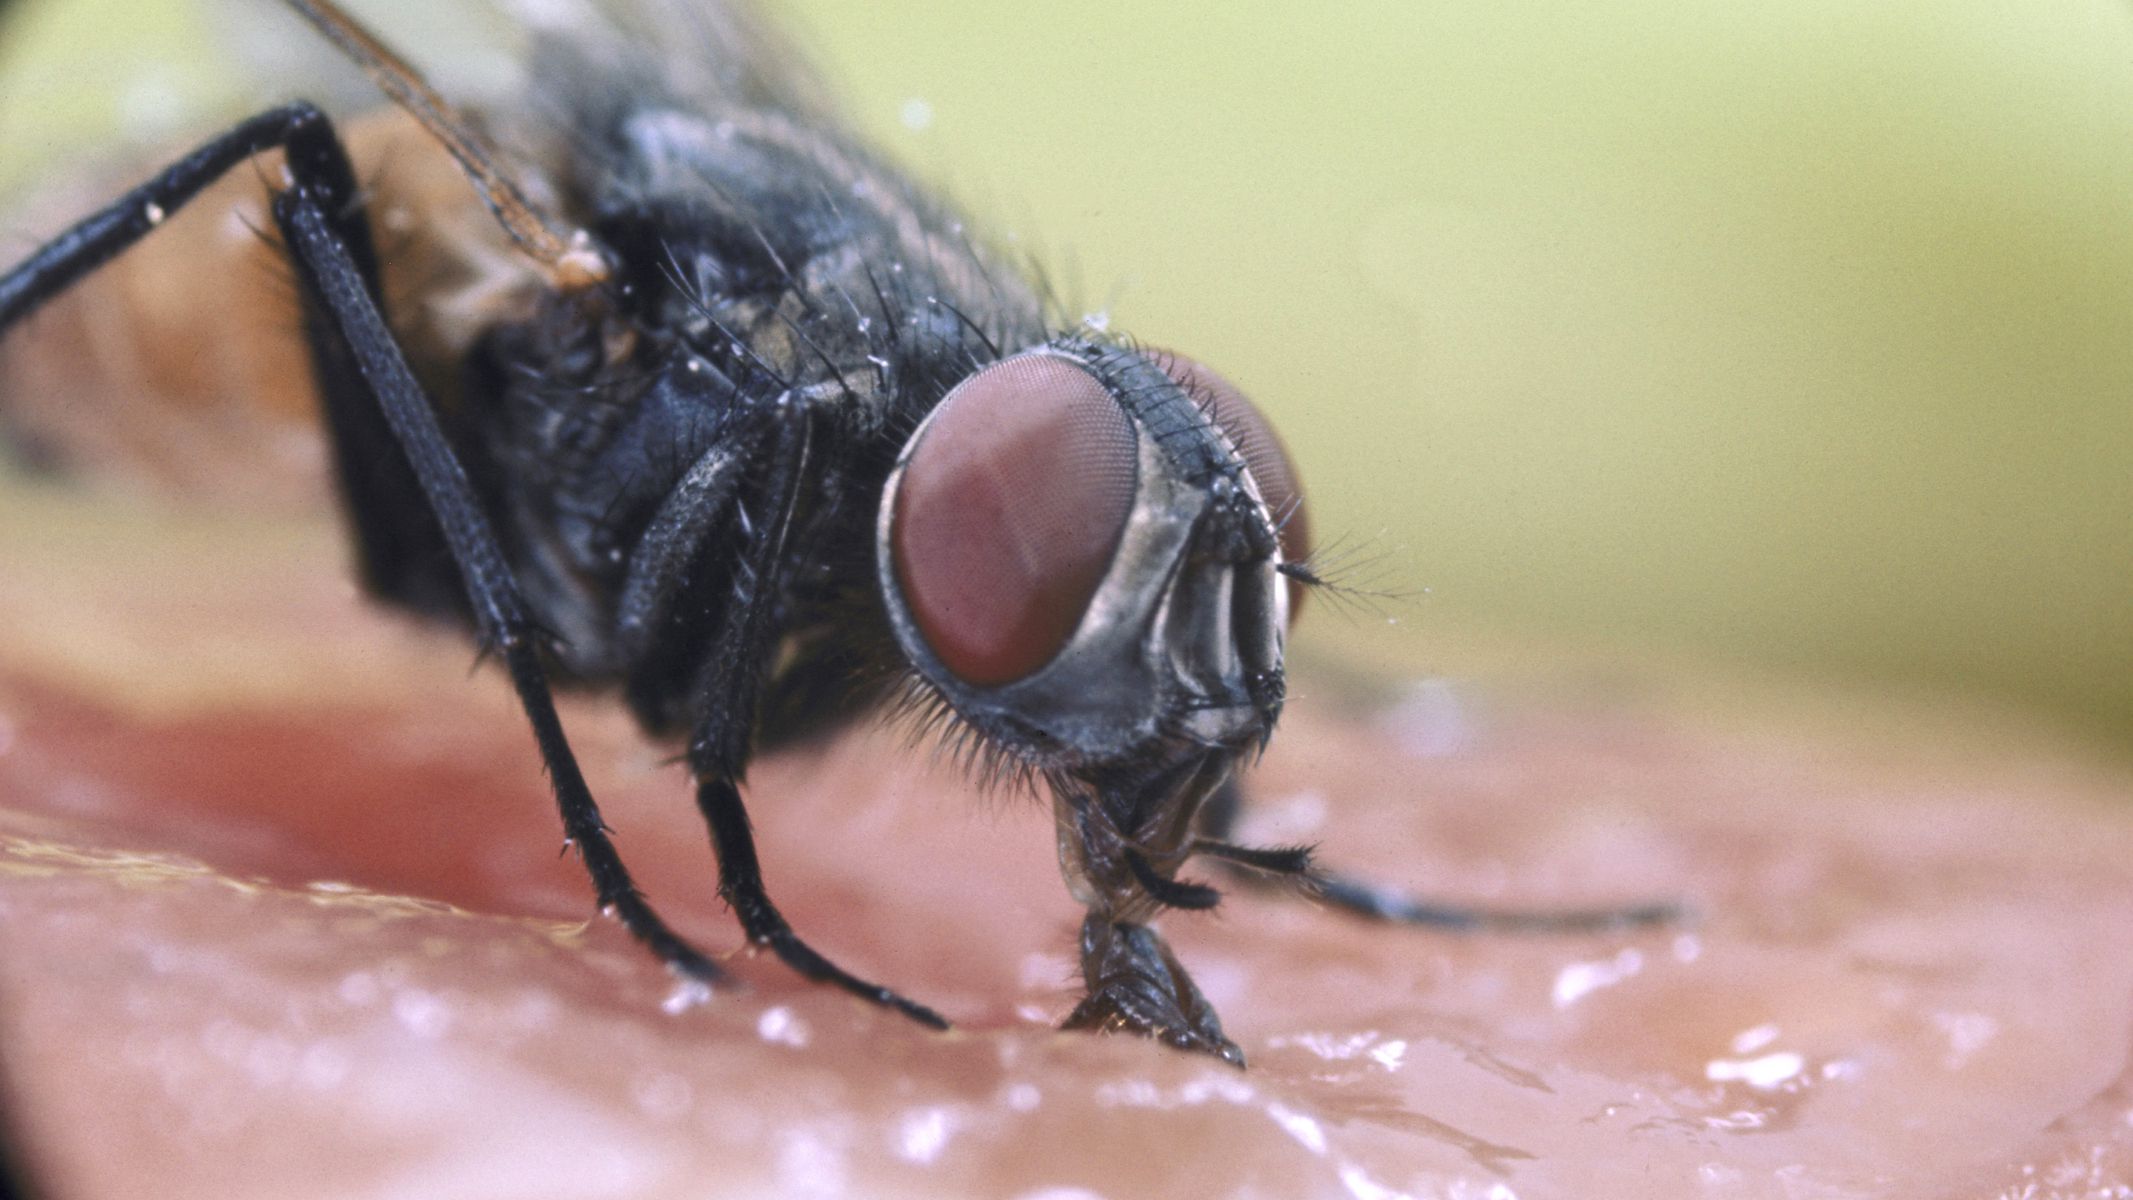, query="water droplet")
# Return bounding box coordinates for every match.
[662,978,713,1015]
[896,1106,954,1163]
[1265,1100,1328,1155]
[391,988,453,1039]
[1705,1052,1803,1090]
[1730,1023,1781,1054]
[1551,948,1644,1009]
[757,1005,810,1047]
